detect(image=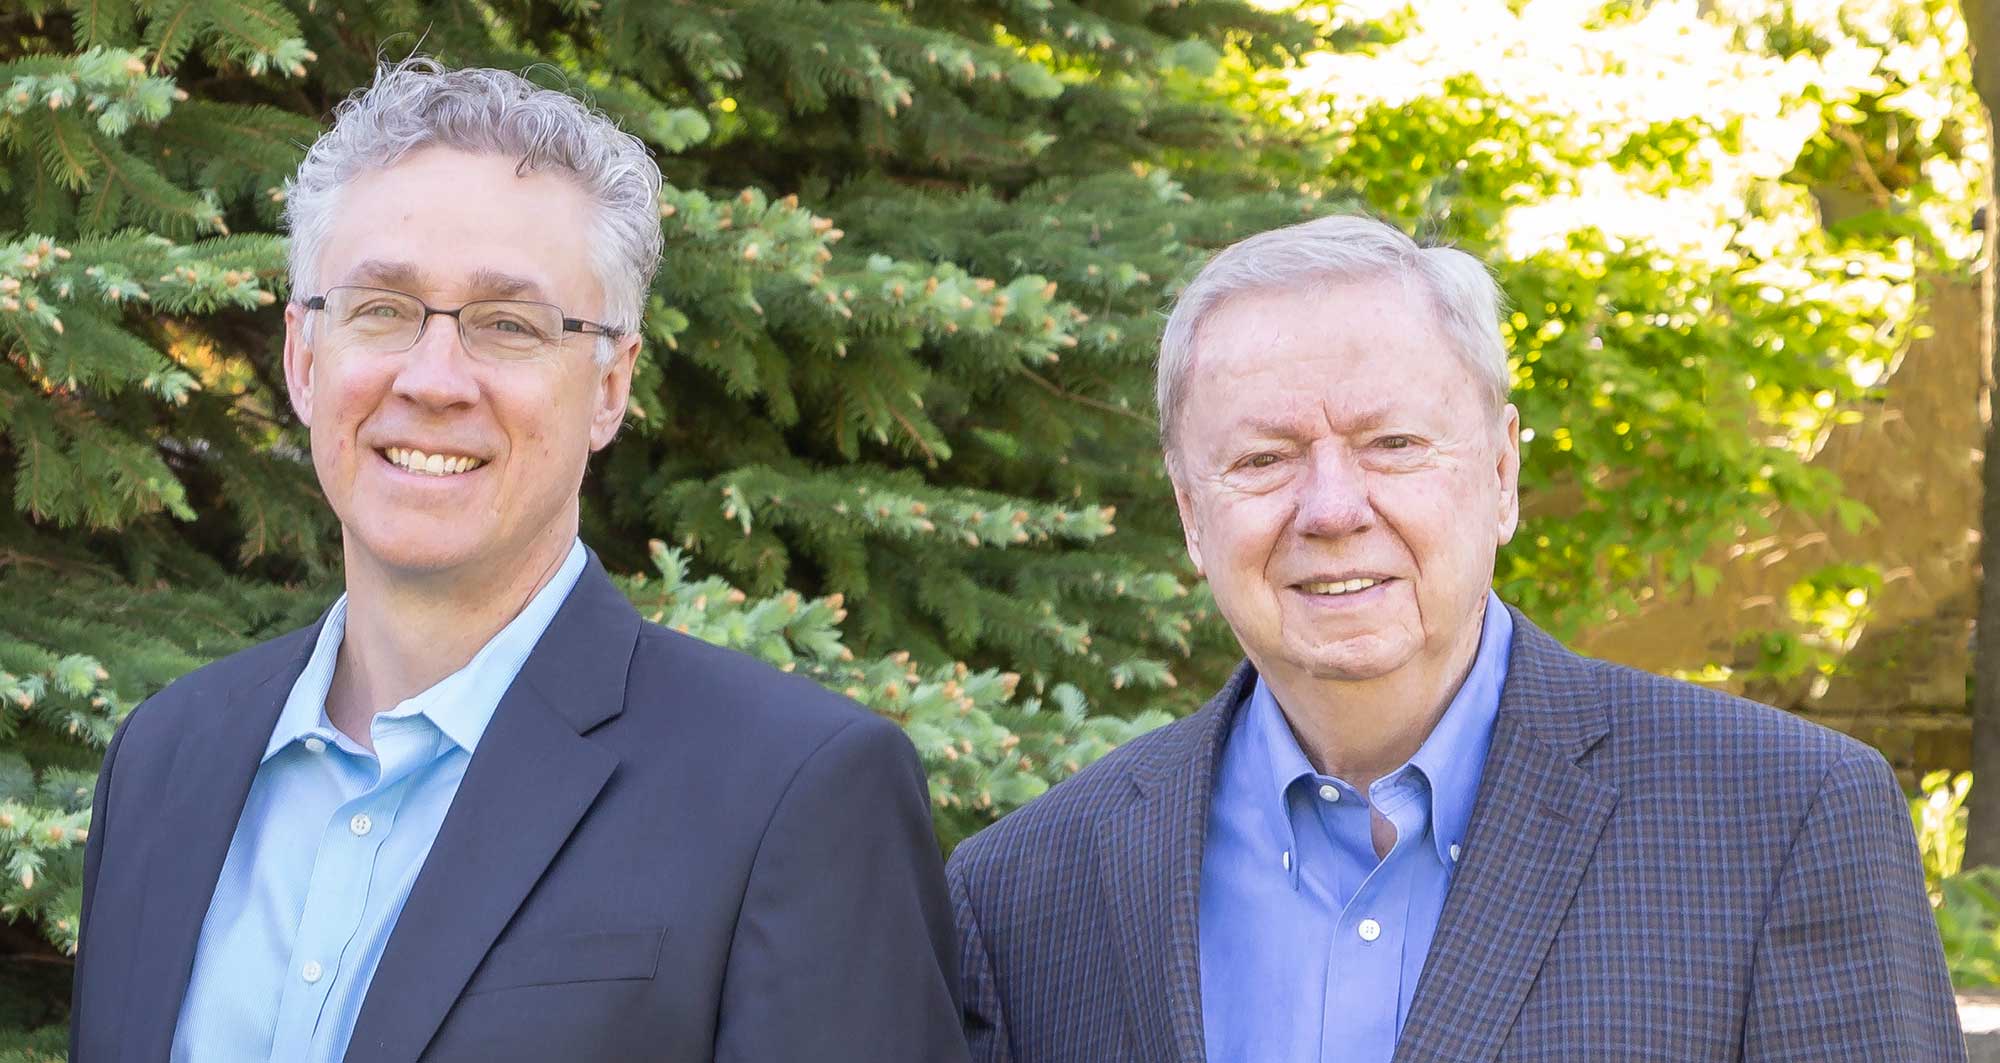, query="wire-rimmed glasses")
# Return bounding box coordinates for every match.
[302,285,623,362]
